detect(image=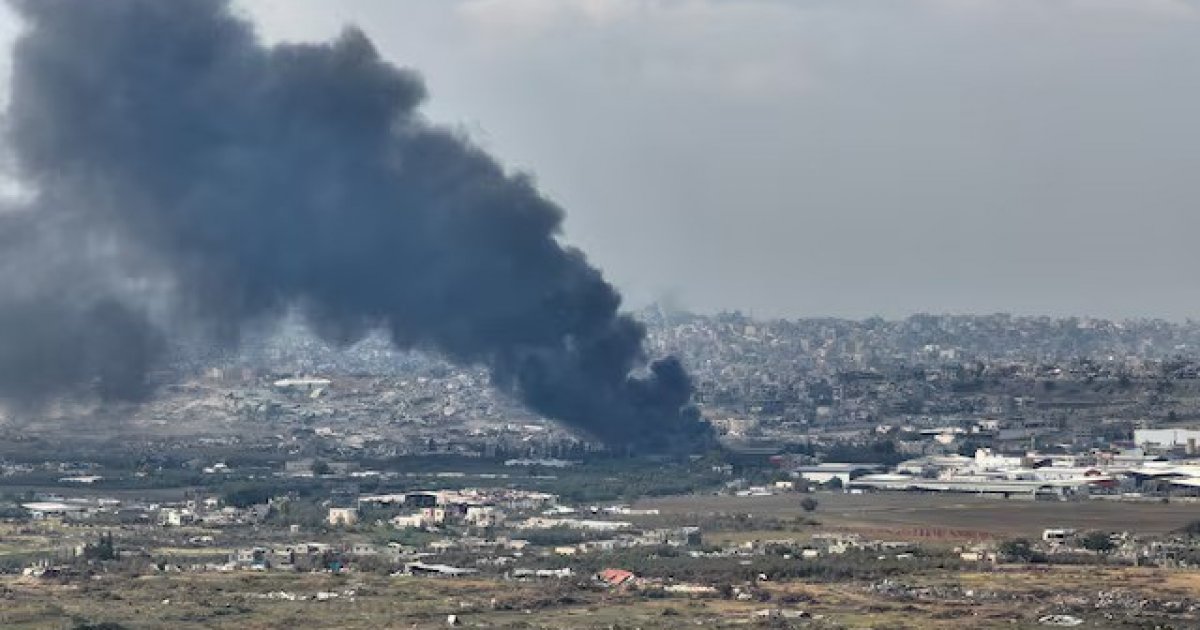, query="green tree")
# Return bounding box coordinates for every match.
[998,538,1036,562]
[83,532,116,561]
[222,484,273,507]
[800,497,819,512]
[1079,531,1115,553]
